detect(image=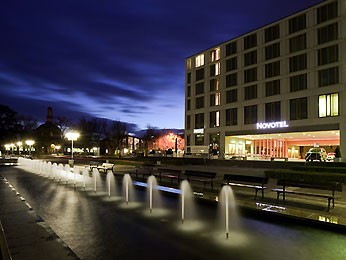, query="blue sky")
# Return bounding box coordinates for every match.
[0,0,321,130]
